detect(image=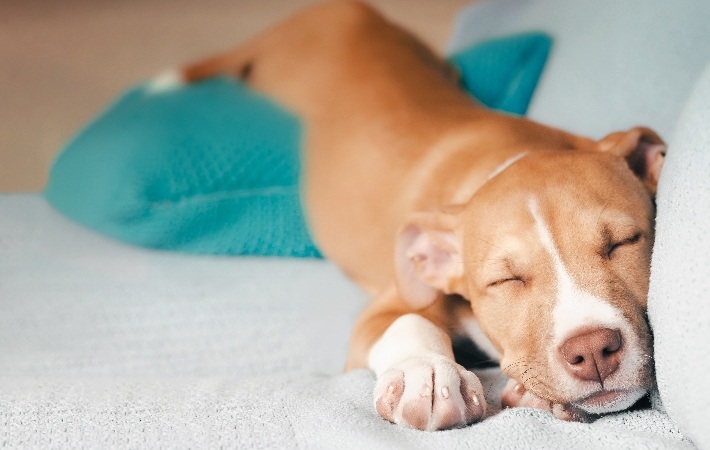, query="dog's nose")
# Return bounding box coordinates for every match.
[559,328,623,385]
